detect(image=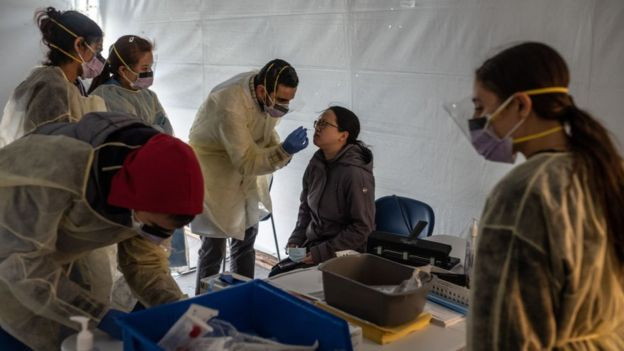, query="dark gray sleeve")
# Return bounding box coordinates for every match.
[310,168,375,263]
[288,167,311,247]
[153,95,174,135]
[155,112,174,136]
